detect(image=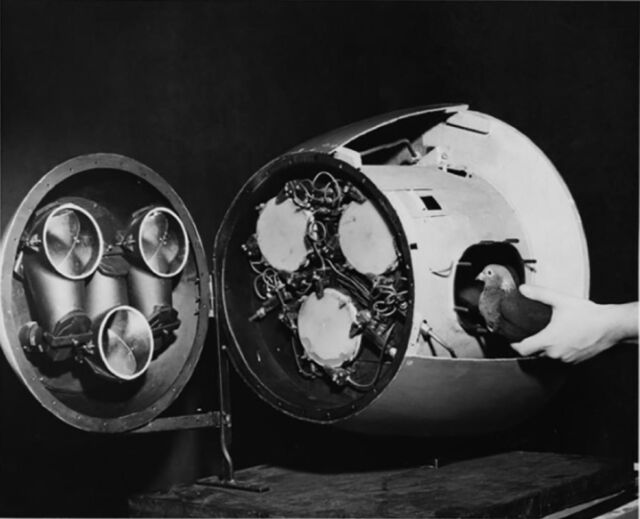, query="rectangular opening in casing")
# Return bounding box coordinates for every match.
[420,195,442,211]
